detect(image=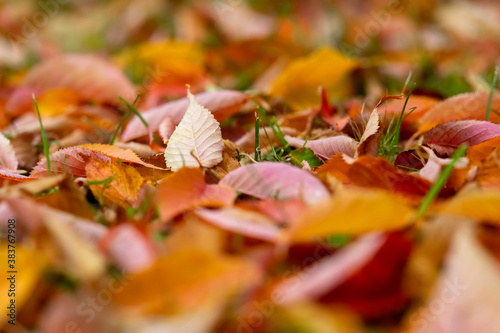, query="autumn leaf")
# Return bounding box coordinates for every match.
[439,190,500,224]
[22,54,136,105]
[113,249,260,314]
[85,158,146,207]
[285,135,358,159]
[423,120,500,156]
[164,89,224,171]
[122,89,248,142]
[419,92,500,131]
[270,48,357,107]
[156,168,235,222]
[220,162,330,204]
[0,132,18,170]
[288,188,414,242]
